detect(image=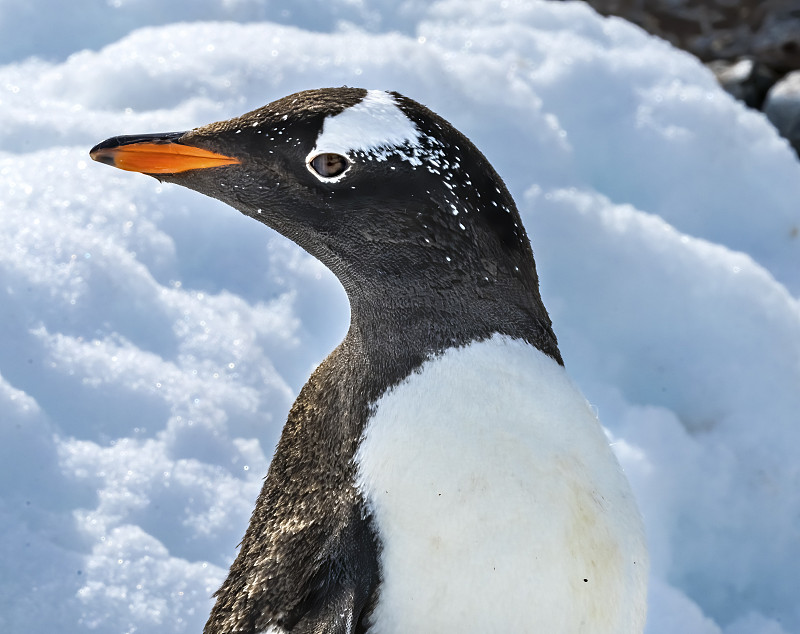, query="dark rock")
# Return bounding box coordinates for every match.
[751,9,800,73]
[578,0,800,72]
[707,58,780,110]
